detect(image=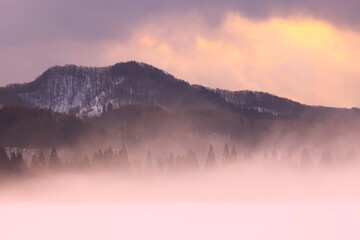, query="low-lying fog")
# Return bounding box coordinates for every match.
[1,145,360,239]
[1,162,360,240]
[1,157,360,203]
